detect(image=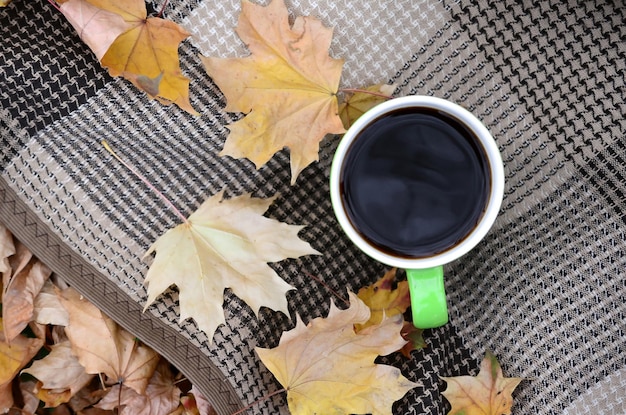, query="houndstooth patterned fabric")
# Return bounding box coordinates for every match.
[1,0,625,413]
